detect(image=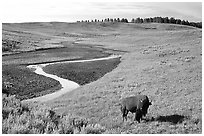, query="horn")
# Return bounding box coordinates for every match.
[149,100,152,105]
